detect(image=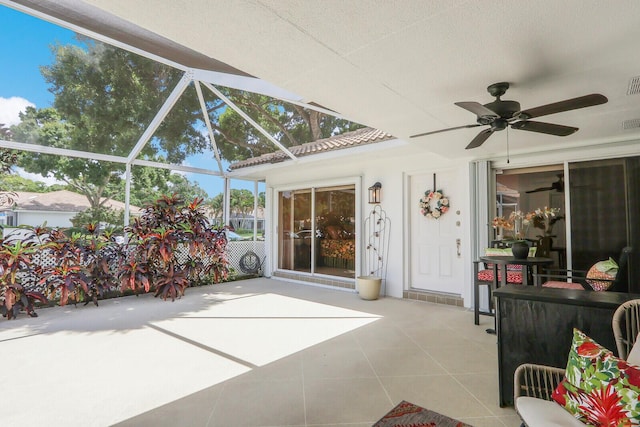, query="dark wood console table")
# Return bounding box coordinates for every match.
[493,285,640,407]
